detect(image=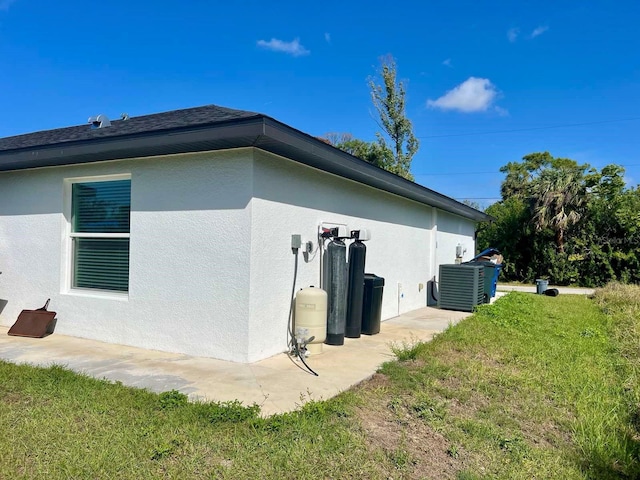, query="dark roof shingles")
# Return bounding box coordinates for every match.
[0,104,260,152]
